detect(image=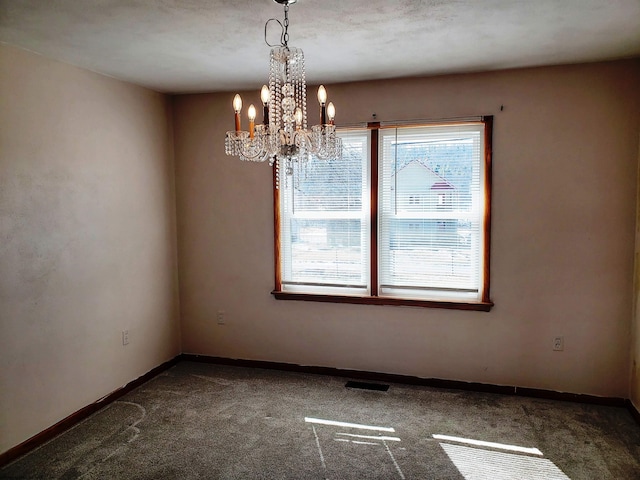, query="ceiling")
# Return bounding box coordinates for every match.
[1,0,639,94]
